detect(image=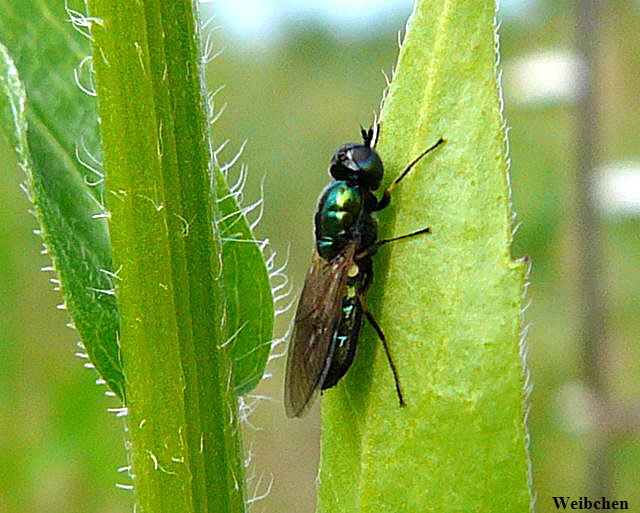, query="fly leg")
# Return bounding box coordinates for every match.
[353,223,434,407]
[375,137,445,211]
[356,226,431,260]
[358,293,405,407]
